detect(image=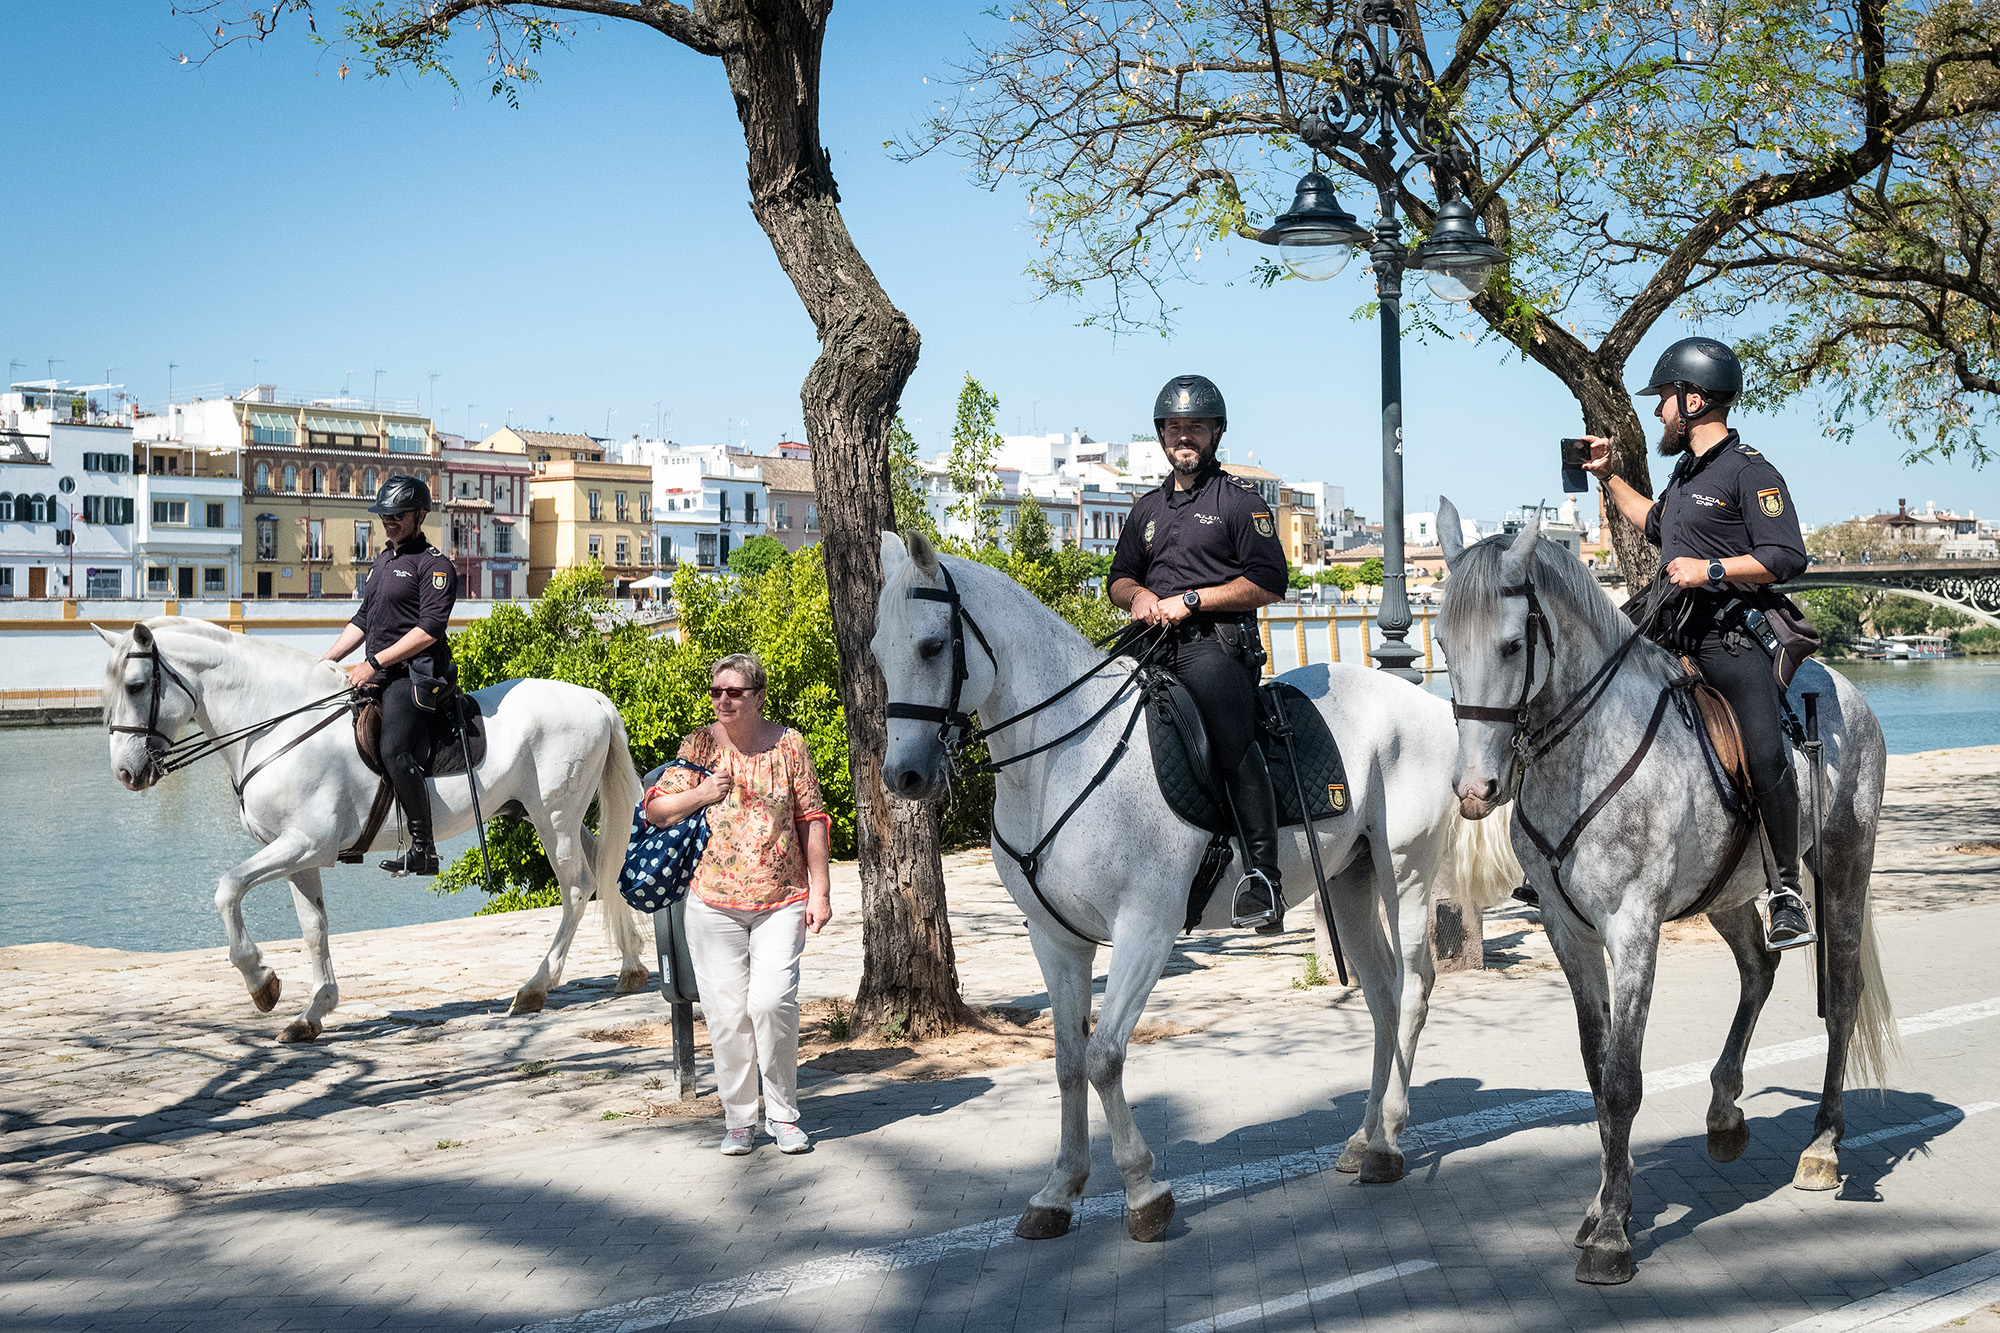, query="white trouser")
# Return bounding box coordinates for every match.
[683,895,808,1130]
